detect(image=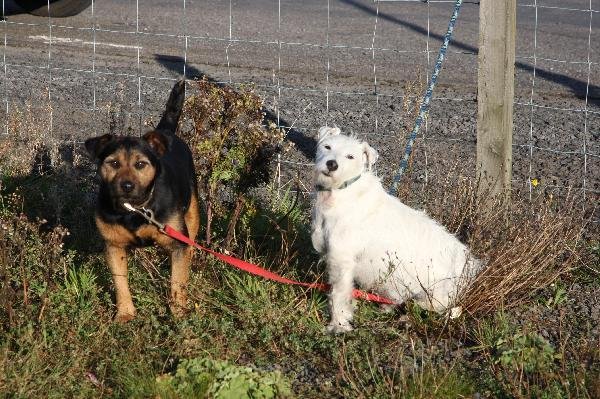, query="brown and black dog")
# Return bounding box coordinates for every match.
[85,81,200,322]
